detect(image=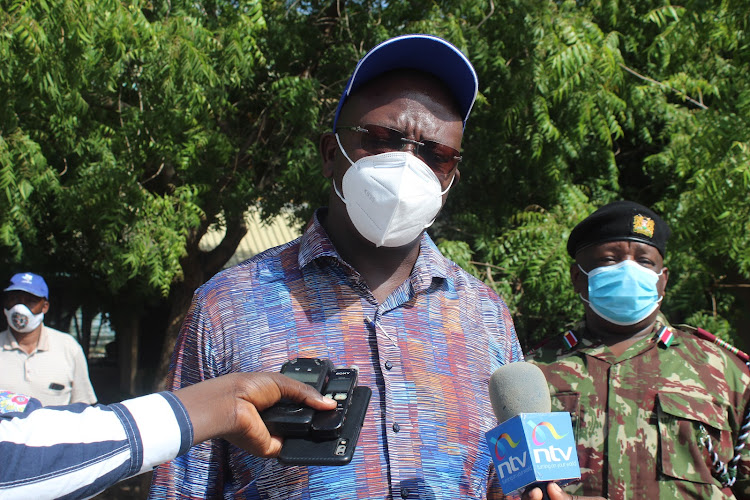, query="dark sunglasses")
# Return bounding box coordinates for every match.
[336,124,461,178]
